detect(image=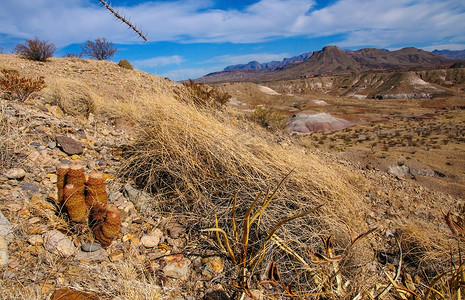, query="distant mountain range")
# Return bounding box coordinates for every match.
[223,52,312,71]
[432,49,465,60]
[197,46,461,83]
